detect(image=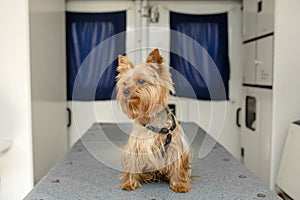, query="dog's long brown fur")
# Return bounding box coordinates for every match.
[116,49,191,192]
